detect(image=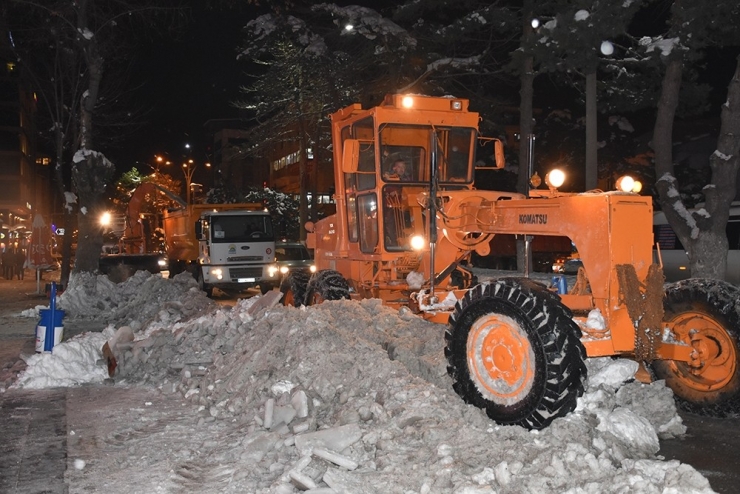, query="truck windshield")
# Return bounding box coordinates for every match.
[210,215,274,243]
[378,125,475,183]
